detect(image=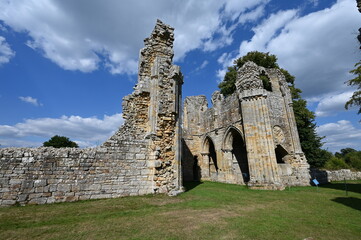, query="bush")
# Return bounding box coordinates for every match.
[324,157,349,170]
[344,151,361,171]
